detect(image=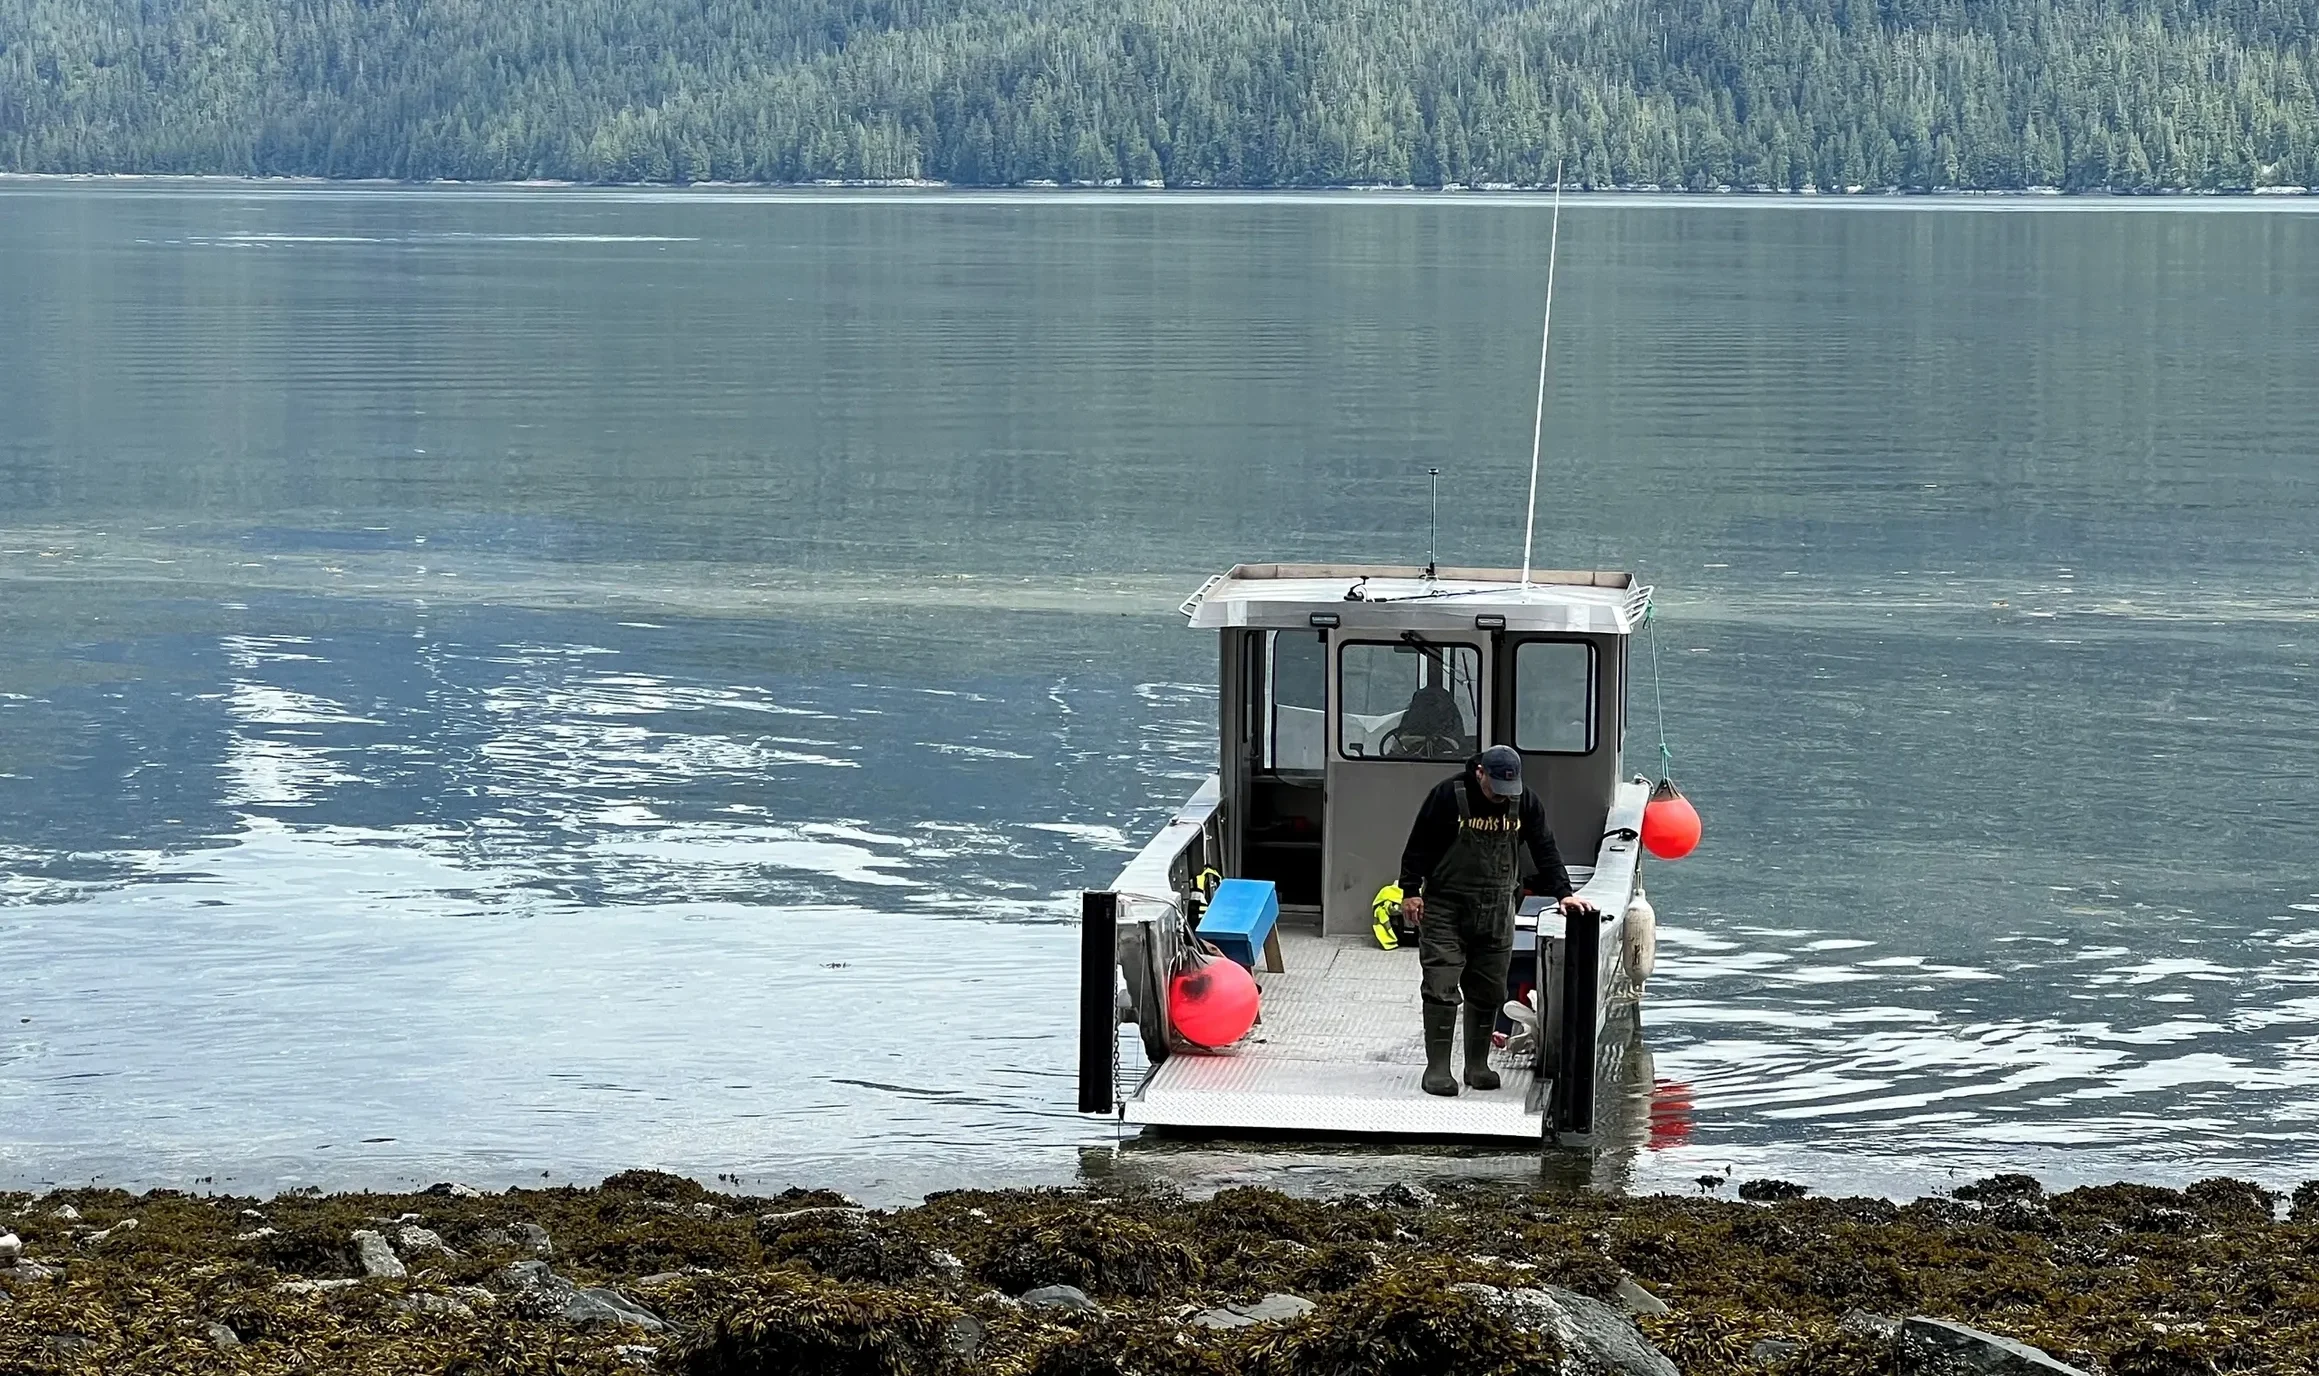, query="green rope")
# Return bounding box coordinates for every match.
[1644,599,1672,780]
